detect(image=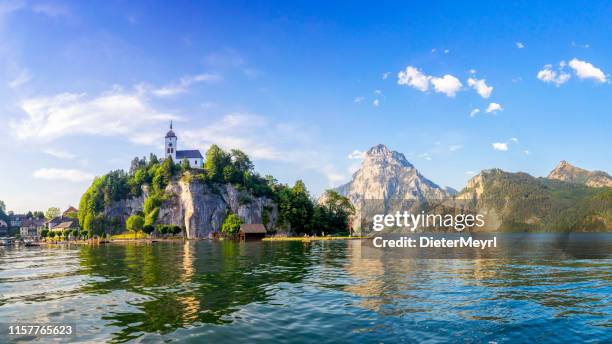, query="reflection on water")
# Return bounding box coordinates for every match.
[0,240,610,343]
